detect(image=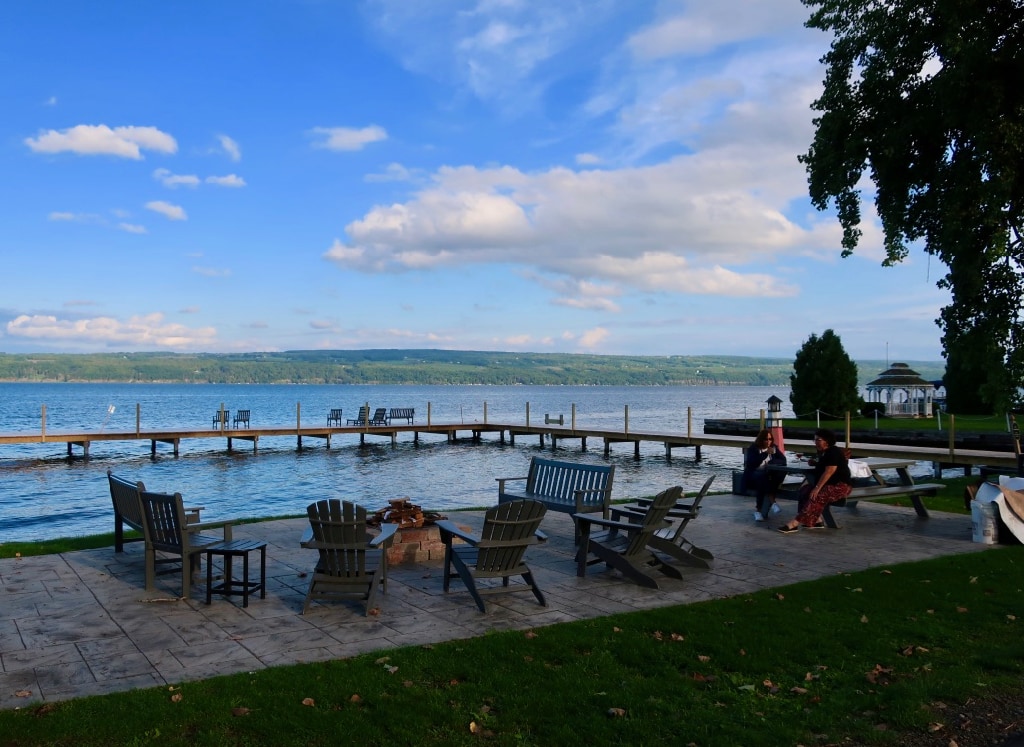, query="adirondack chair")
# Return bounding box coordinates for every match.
[301,499,398,615]
[573,486,683,589]
[138,490,235,596]
[436,499,547,613]
[327,408,344,426]
[369,407,388,425]
[232,409,250,428]
[617,476,716,569]
[347,406,369,425]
